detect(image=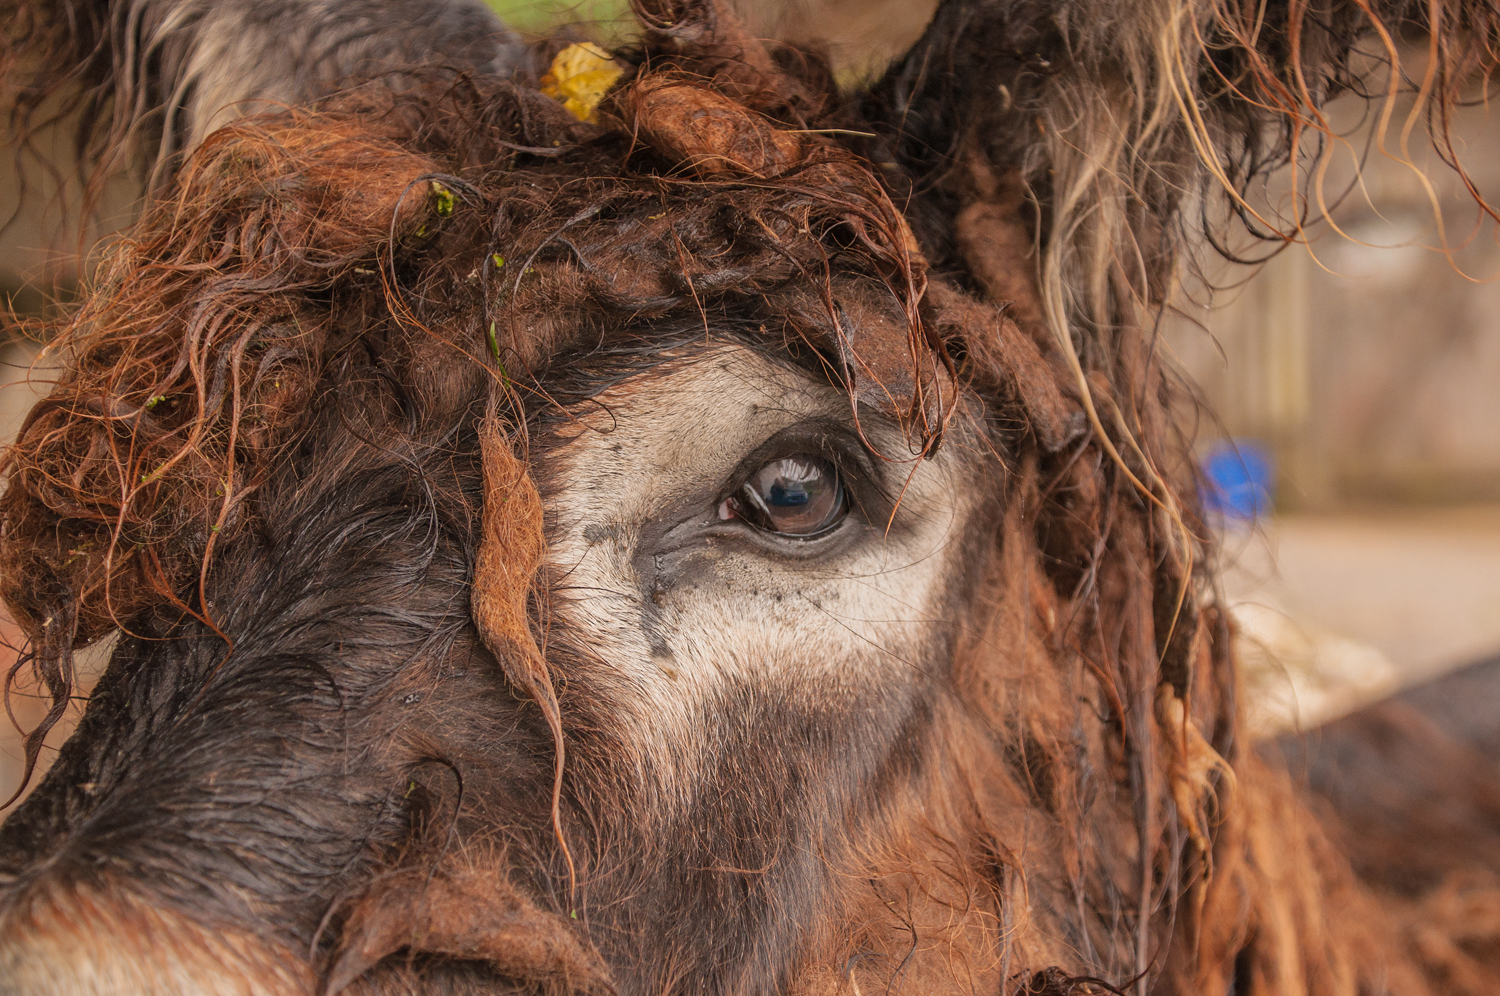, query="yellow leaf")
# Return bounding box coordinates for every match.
[541,42,623,124]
